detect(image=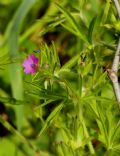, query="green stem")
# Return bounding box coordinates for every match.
[80,111,95,155]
